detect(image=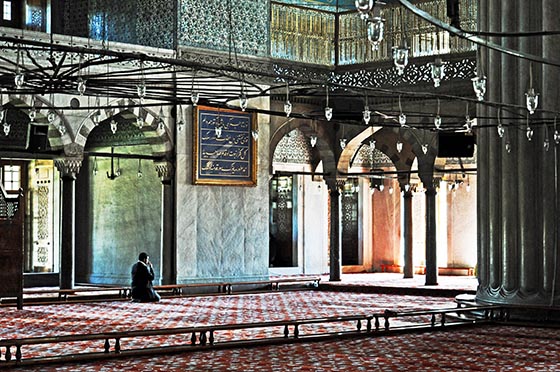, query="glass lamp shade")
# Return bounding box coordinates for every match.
[136,82,146,99]
[399,113,407,127]
[430,62,445,88]
[77,78,87,95]
[370,139,376,150]
[340,138,347,150]
[252,129,259,141]
[177,120,185,132]
[310,135,318,148]
[396,140,403,153]
[284,100,292,117]
[47,110,56,124]
[363,106,371,125]
[422,144,428,154]
[136,116,144,129]
[434,115,442,130]
[191,91,200,106]
[505,142,512,153]
[471,76,487,101]
[325,106,333,121]
[392,47,409,75]
[526,126,534,141]
[367,17,384,50]
[57,123,66,135]
[14,73,24,88]
[28,107,37,122]
[355,0,375,20]
[215,125,223,138]
[525,88,539,115]
[497,124,505,138]
[3,122,10,136]
[110,119,118,134]
[544,138,550,152]
[240,93,248,111]
[555,130,560,145]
